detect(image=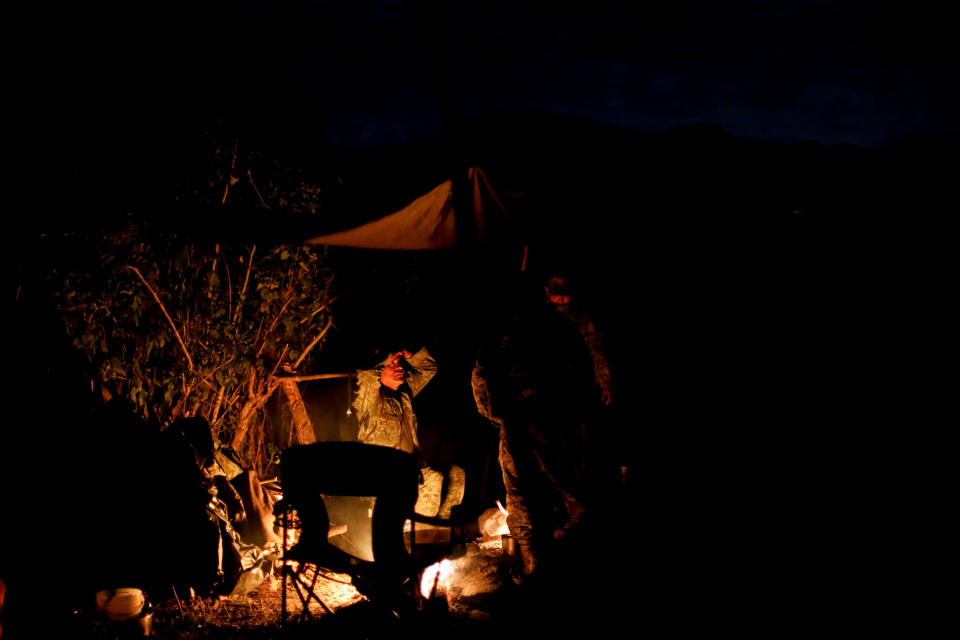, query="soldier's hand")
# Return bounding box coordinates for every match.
[600,389,613,406]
